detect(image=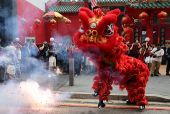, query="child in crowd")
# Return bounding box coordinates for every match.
[138,46,146,63]
[145,45,153,71]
